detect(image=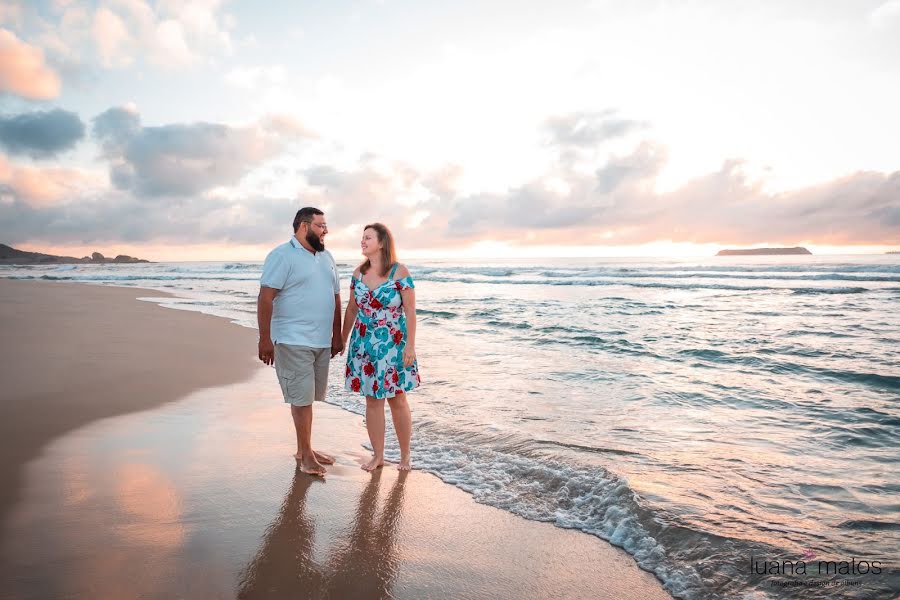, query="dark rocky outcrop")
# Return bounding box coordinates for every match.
[716,247,812,256]
[0,244,150,264]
